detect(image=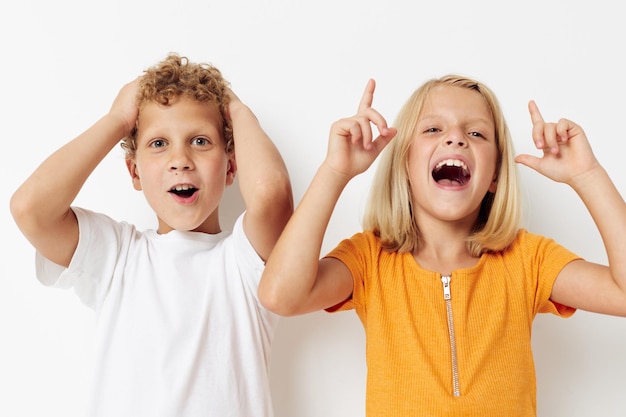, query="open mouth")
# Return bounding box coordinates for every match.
[169,184,198,198]
[432,159,470,186]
